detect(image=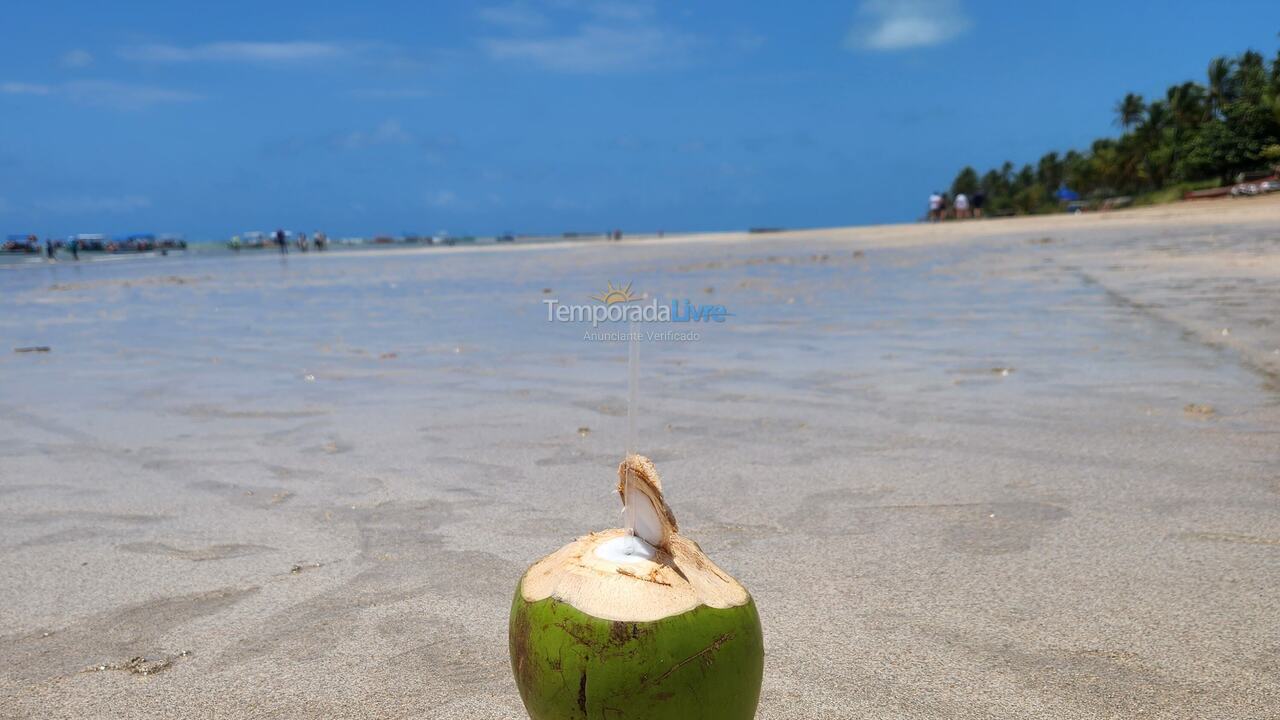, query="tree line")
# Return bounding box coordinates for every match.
[946,45,1280,216]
